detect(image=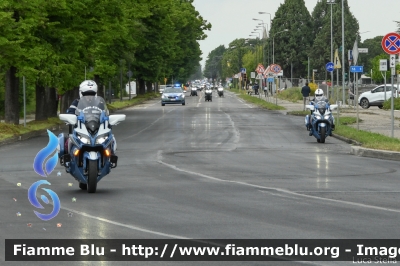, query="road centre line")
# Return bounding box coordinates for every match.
[156,158,400,215]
